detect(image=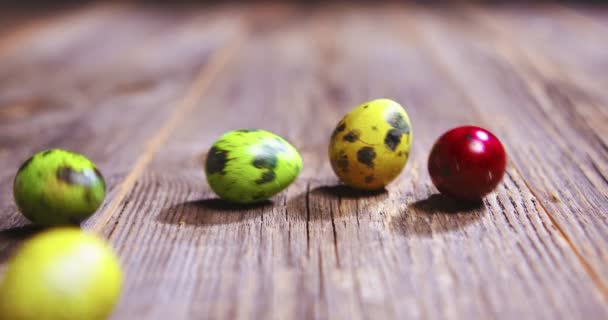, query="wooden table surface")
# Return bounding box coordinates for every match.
[1,2,607,319]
